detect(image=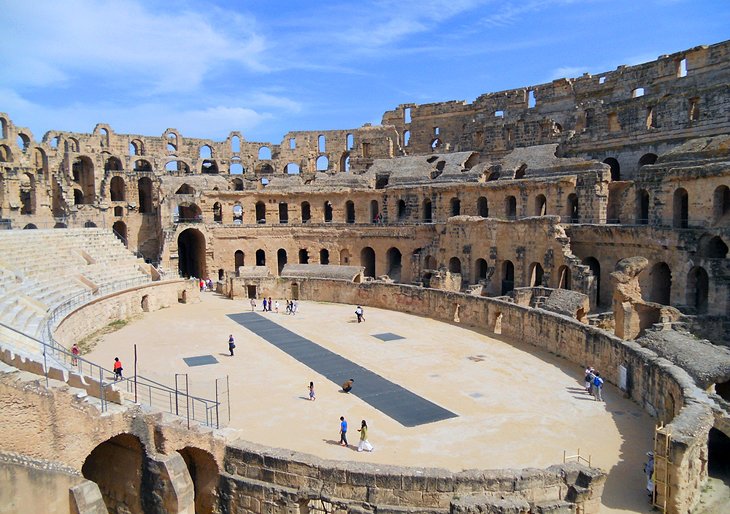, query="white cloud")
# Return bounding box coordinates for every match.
[0,0,267,94]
